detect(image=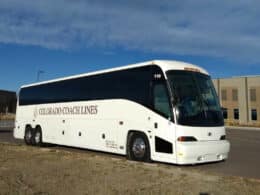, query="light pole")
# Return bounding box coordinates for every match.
[36,70,45,82]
